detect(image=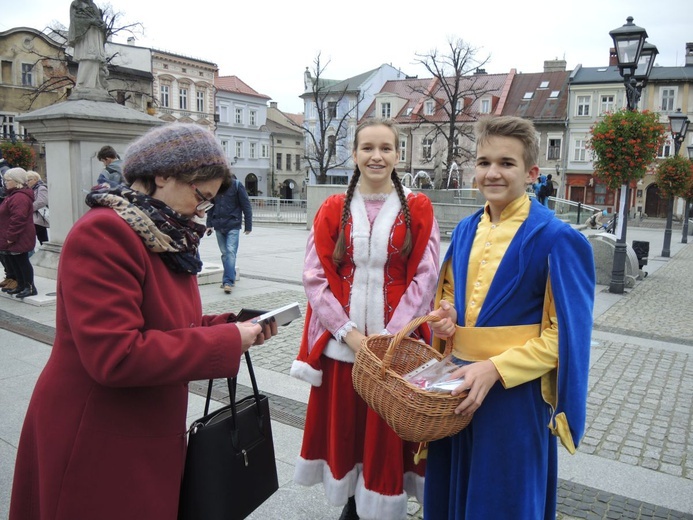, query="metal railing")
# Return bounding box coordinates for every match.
[248,197,307,224]
[529,193,601,225]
